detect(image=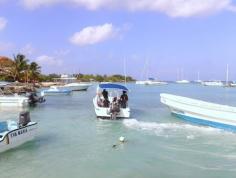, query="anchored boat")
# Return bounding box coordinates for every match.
[0,112,37,153]
[41,86,72,96]
[160,93,236,131]
[0,89,29,107]
[93,83,130,119]
[54,75,91,91]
